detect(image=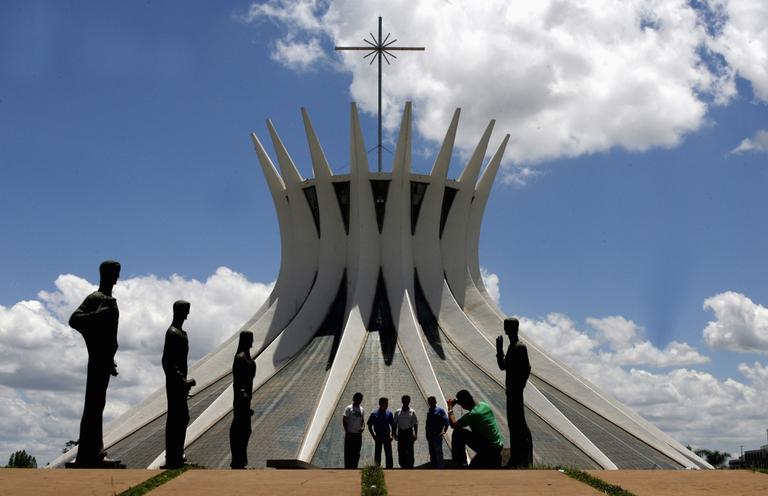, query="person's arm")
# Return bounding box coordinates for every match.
[393,411,399,440]
[367,414,376,439]
[441,408,449,434]
[412,413,418,440]
[342,412,349,432]
[496,335,506,370]
[446,398,461,428]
